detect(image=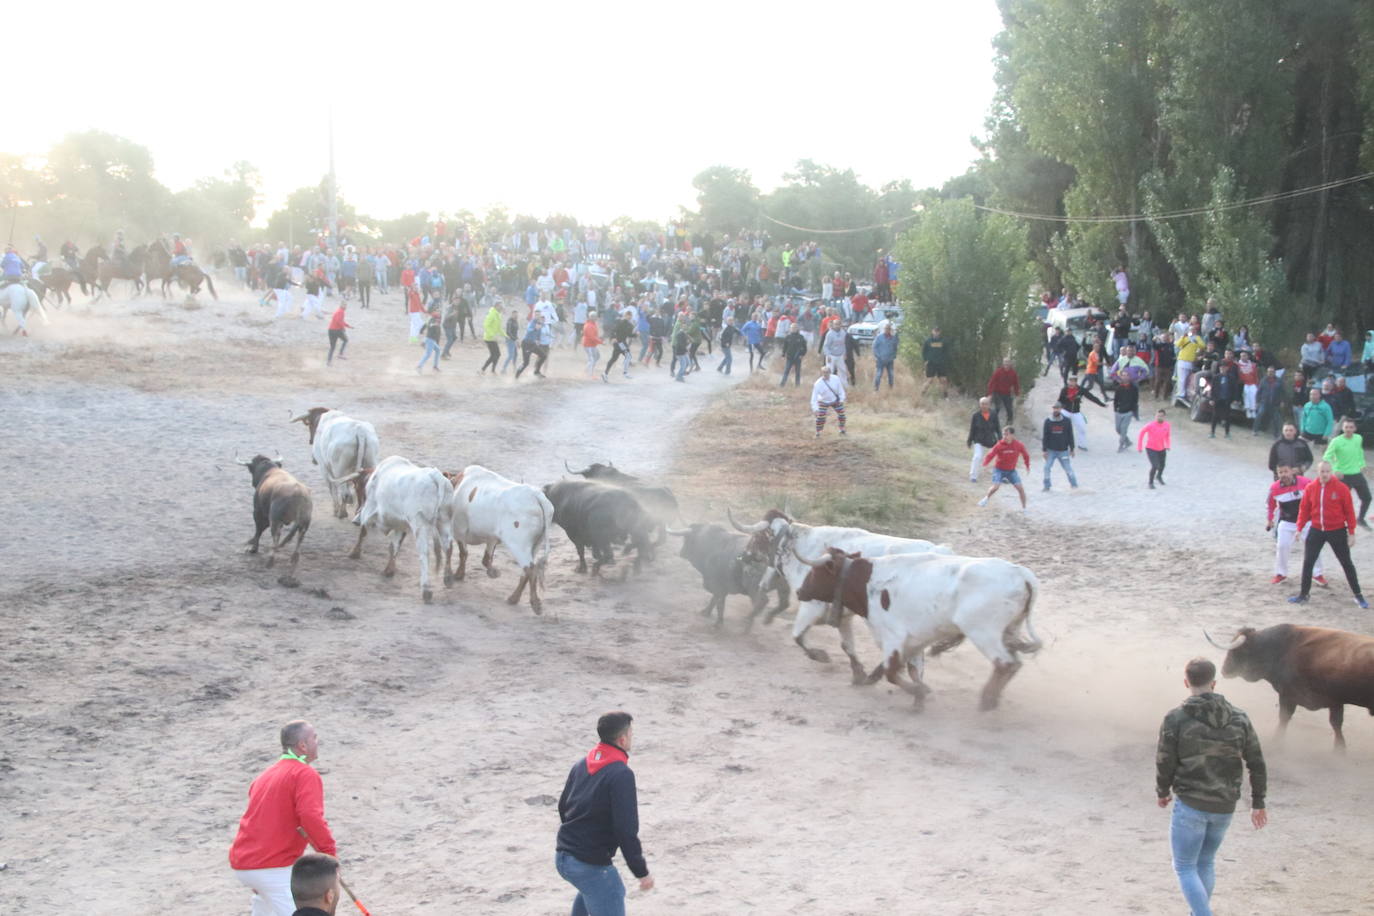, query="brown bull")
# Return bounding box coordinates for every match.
[237,453,312,569]
[1208,624,1374,750]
